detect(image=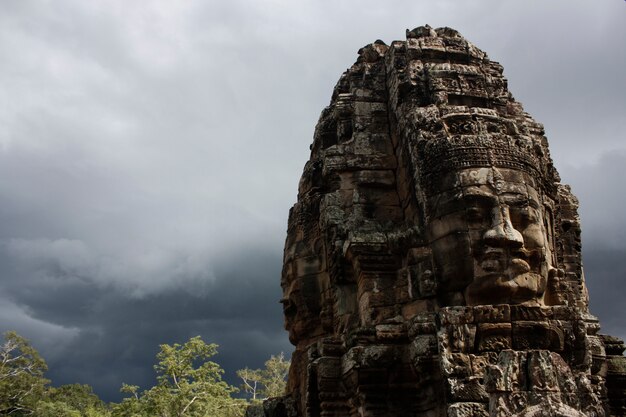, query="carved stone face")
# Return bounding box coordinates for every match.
[281,272,322,345]
[281,276,303,344]
[426,167,555,306]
